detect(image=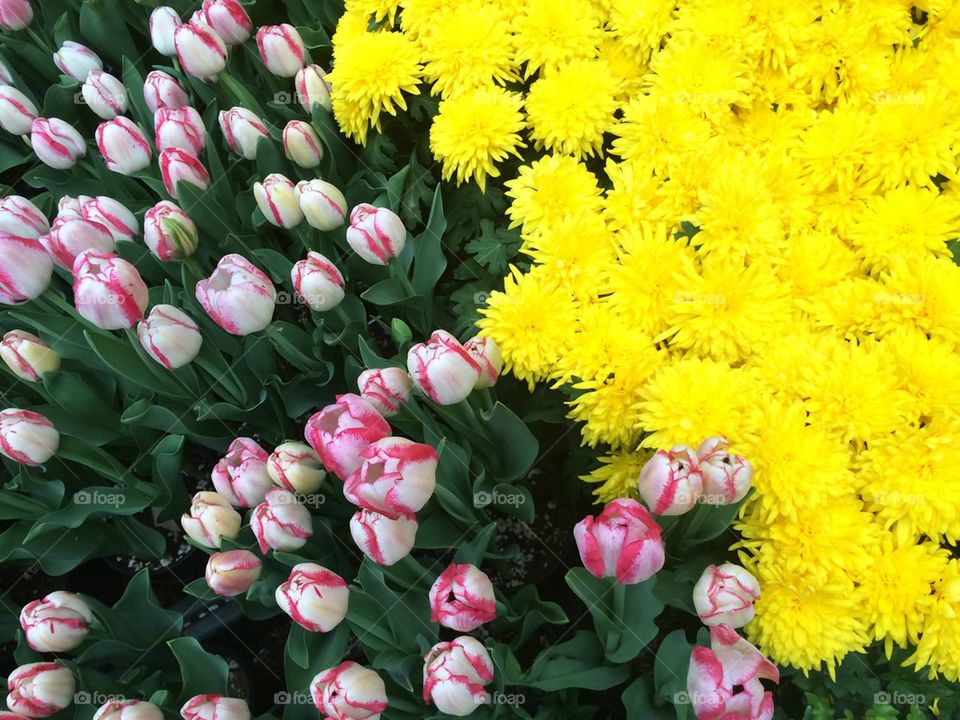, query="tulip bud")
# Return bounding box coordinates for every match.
[0,233,52,305]
[80,196,139,242]
[693,563,761,629]
[573,498,665,585]
[0,196,48,238]
[295,179,347,231]
[0,85,37,135]
[310,662,387,720]
[638,446,703,515]
[53,42,101,83]
[256,24,305,78]
[291,251,344,312]
[464,336,502,390]
[201,0,251,46]
[429,564,496,632]
[0,331,59,382]
[72,250,148,330]
[205,550,262,597]
[196,253,276,335]
[175,21,227,81]
[40,217,115,270]
[143,201,198,261]
[349,509,417,566]
[218,107,269,160]
[696,436,753,505]
[407,330,482,406]
[254,173,303,229]
[6,663,75,717]
[30,118,85,170]
[155,106,206,155]
[275,562,349,632]
[210,437,273,507]
[137,304,202,370]
[267,441,326,494]
[94,699,163,720]
[422,637,494,716]
[344,437,438,517]
[0,0,32,30]
[143,70,189,113]
[295,65,331,112]
[149,7,181,57]
[159,148,210,198]
[357,368,412,417]
[81,70,127,120]
[0,409,58,466]
[57,195,87,220]
[19,592,91,653]
[180,696,249,720]
[282,120,322,168]
[346,204,406,266]
[180,491,241,549]
[251,488,313,553]
[304,394,390,480]
[96,117,152,175]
